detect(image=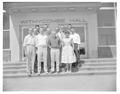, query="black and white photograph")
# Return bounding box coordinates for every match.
[2,1,118,91]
